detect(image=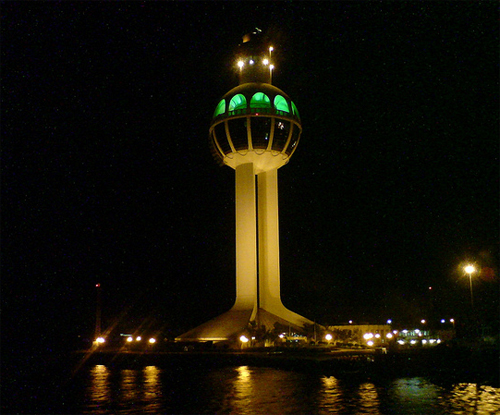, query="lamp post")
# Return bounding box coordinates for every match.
[464,265,475,308]
[95,283,102,341]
